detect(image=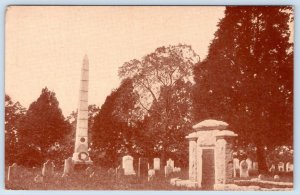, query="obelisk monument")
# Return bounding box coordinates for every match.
[72,54,92,165]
